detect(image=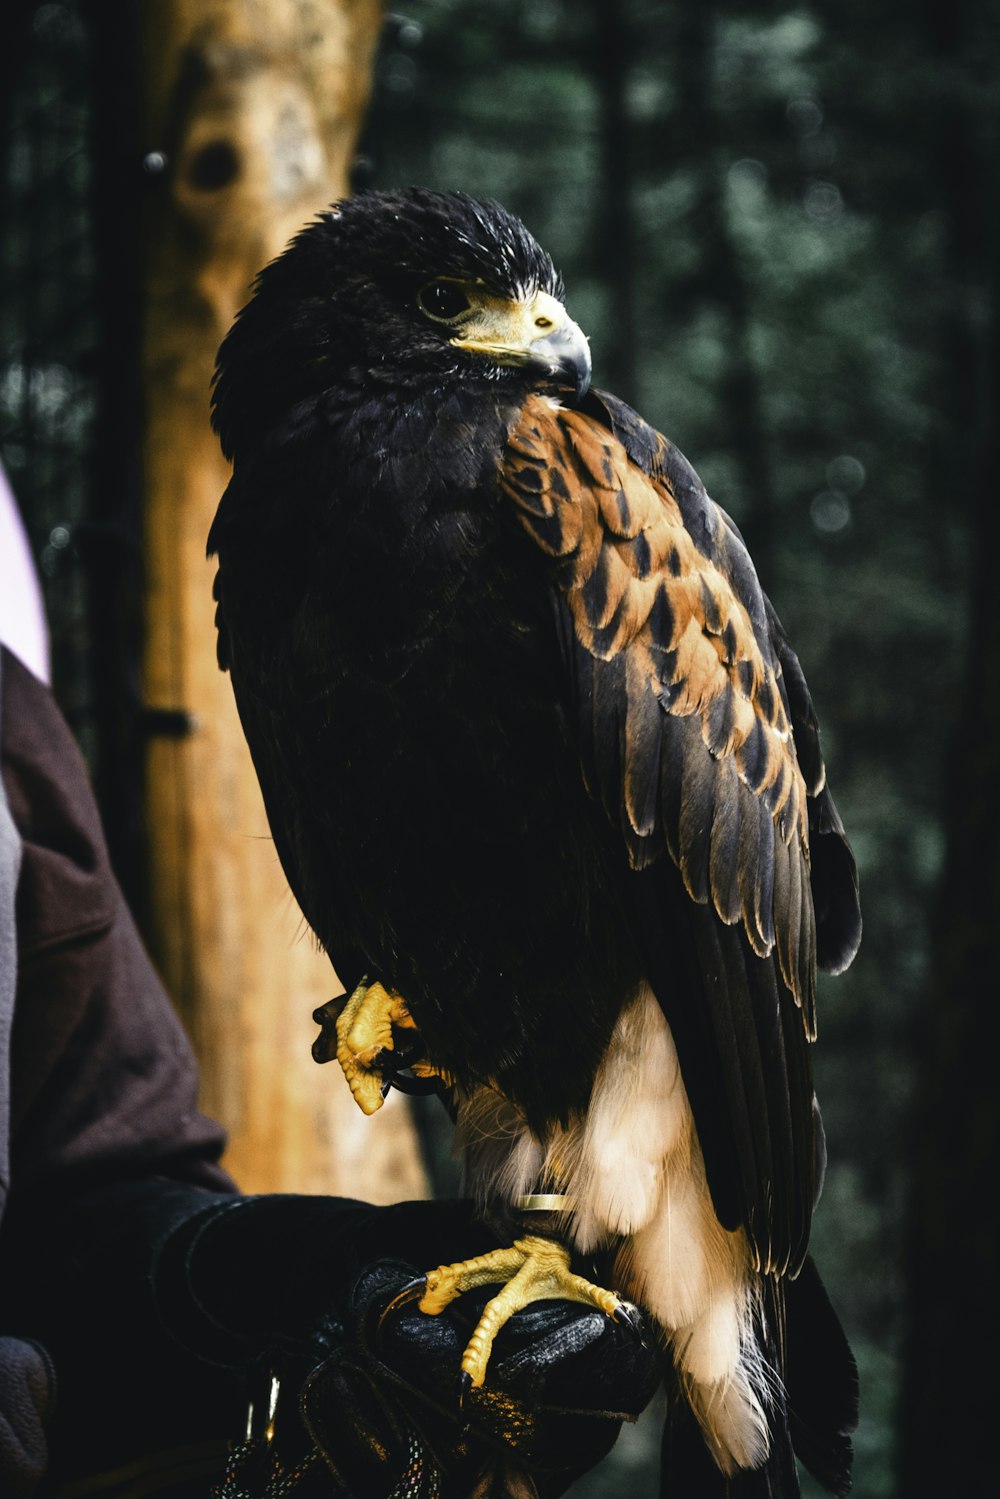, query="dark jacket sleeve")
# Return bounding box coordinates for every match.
[0,646,233,1194]
[0,647,244,1490]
